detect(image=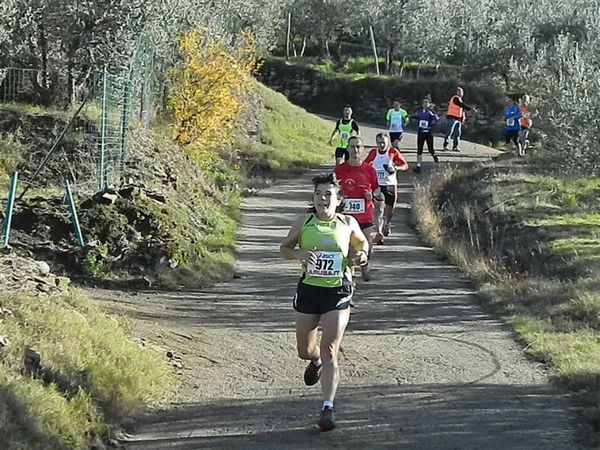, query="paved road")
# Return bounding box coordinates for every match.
[117,123,577,449]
